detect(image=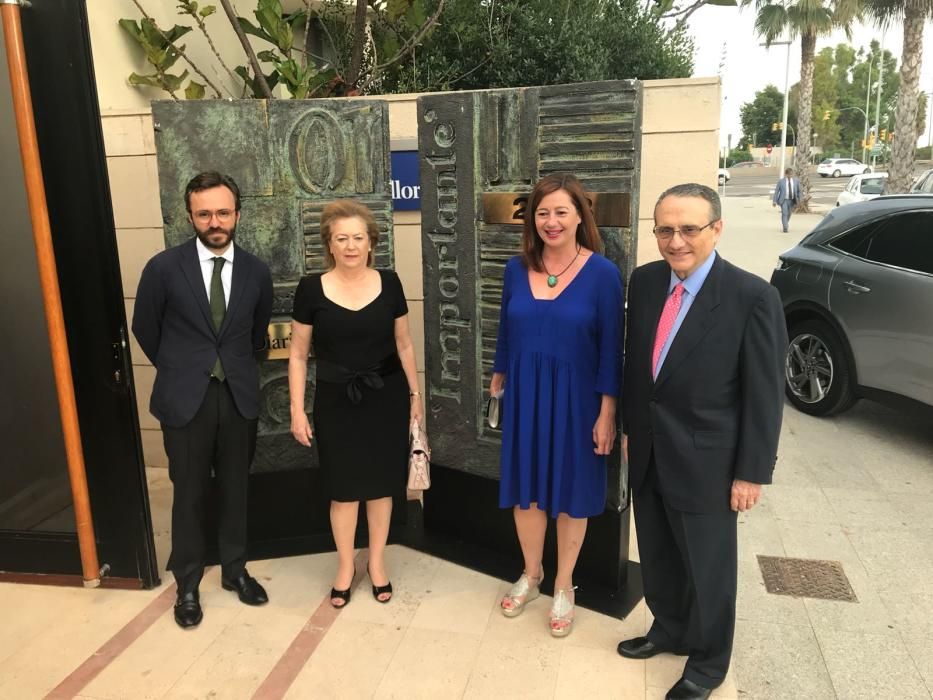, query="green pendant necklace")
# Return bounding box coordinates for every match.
[543,245,582,288]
